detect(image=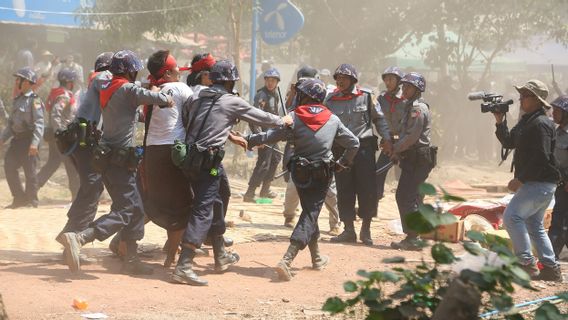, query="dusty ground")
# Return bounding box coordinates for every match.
[1,159,567,319]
